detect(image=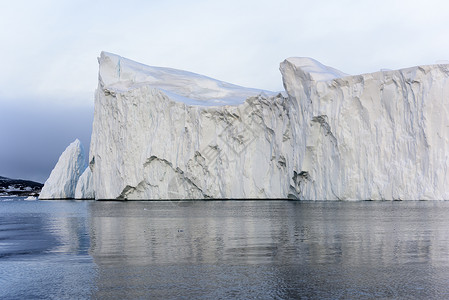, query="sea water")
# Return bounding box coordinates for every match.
[2,197,449,299]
